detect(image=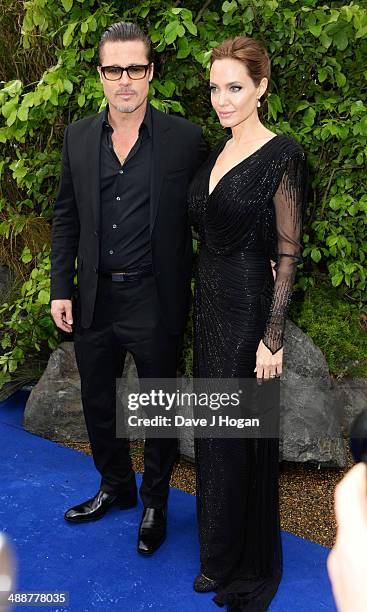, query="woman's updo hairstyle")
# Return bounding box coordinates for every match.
[210,37,271,100]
